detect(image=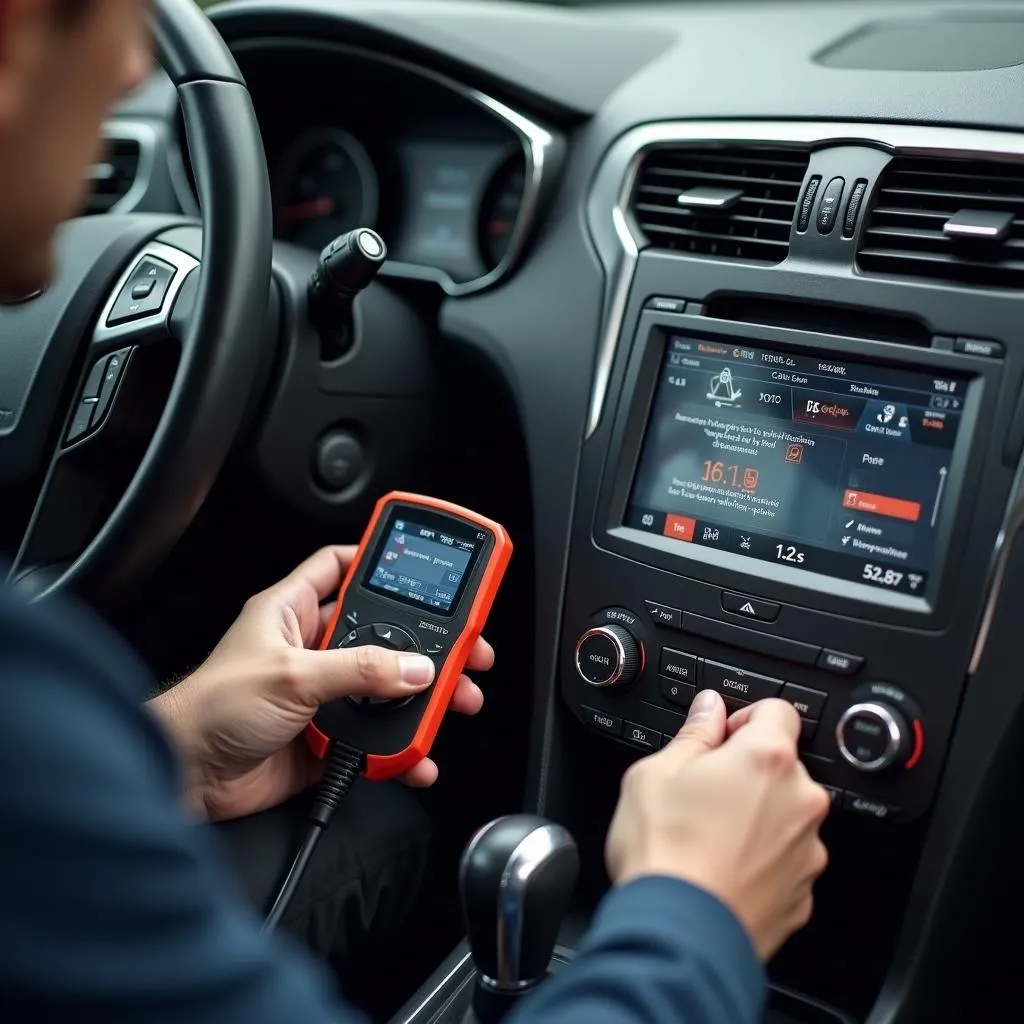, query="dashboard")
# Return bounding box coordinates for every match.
[100,1,1024,1022]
